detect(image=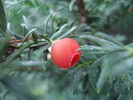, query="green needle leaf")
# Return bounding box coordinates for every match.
[57,26,77,40]
[0,1,7,33]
